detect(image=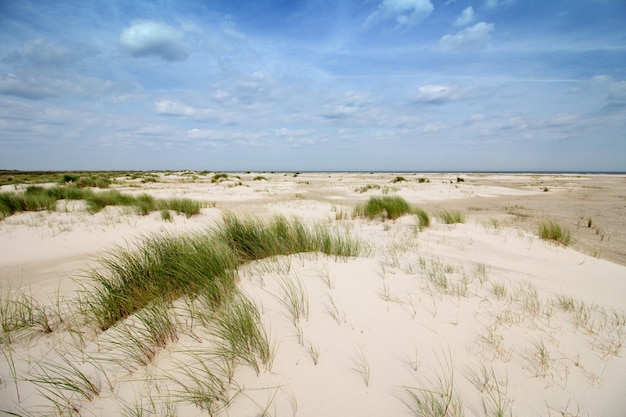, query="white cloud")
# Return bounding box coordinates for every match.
[120,20,189,61]
[414,84,472,104]
[154,100,196,117]
[439,21,494,51]
[366,0,434,27]
[454,7,475,27]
